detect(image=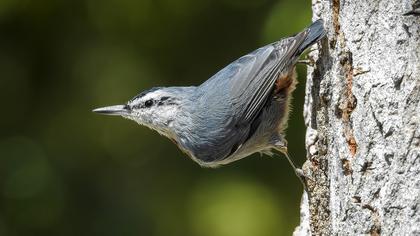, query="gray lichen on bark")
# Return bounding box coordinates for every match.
[294,0,420,235]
